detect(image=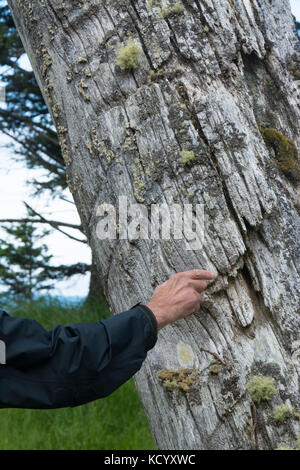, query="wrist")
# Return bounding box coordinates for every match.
[145,302,169,331]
